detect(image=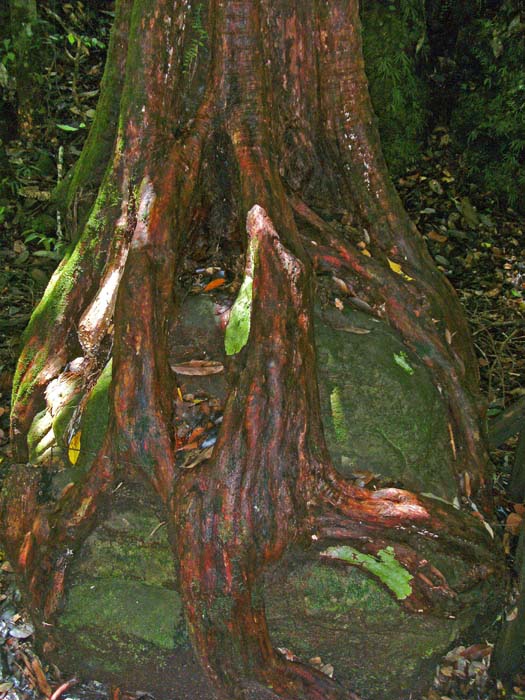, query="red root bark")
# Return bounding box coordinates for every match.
[173,206,499,700]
